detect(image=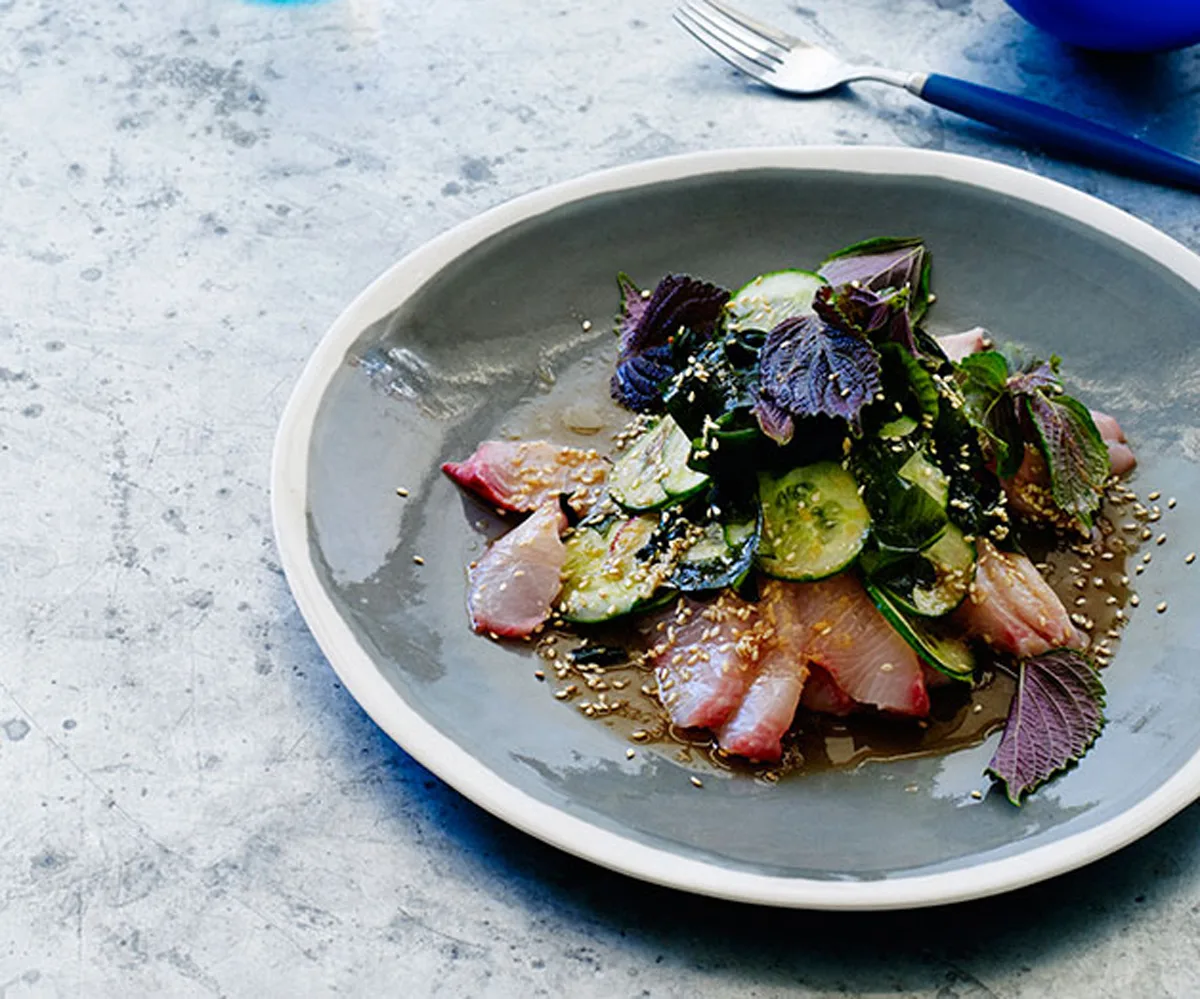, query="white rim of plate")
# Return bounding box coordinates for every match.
[271,146,1200,910]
